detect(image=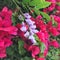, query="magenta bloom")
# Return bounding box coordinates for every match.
[0,7,17,58]
[50,40,59,48]
[28,45,40,58]
[0,38,12,58]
